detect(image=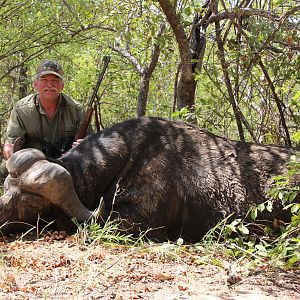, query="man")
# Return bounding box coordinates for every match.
[0,59,91,177]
